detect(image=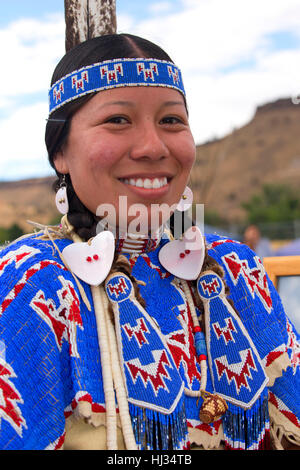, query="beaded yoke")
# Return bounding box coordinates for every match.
[0,231,299,450]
